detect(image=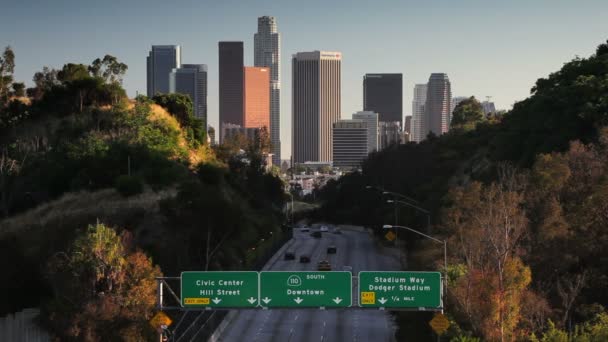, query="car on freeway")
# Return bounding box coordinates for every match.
[342,265,353,272]
[299,255,311,263]
[311,231,322,238]
[327,245,337,254]
[284,251,295,260]
[320,225,329,232]
[300,226,310,232]
[332,228,342,234]
[317,260,331,271]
